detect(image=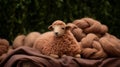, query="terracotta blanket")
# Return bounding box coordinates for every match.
[0,46,120,67]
